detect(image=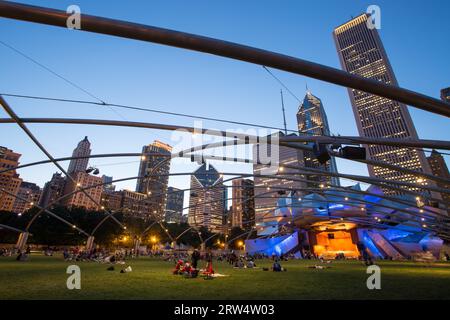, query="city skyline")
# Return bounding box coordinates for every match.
[1,1,449,213]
